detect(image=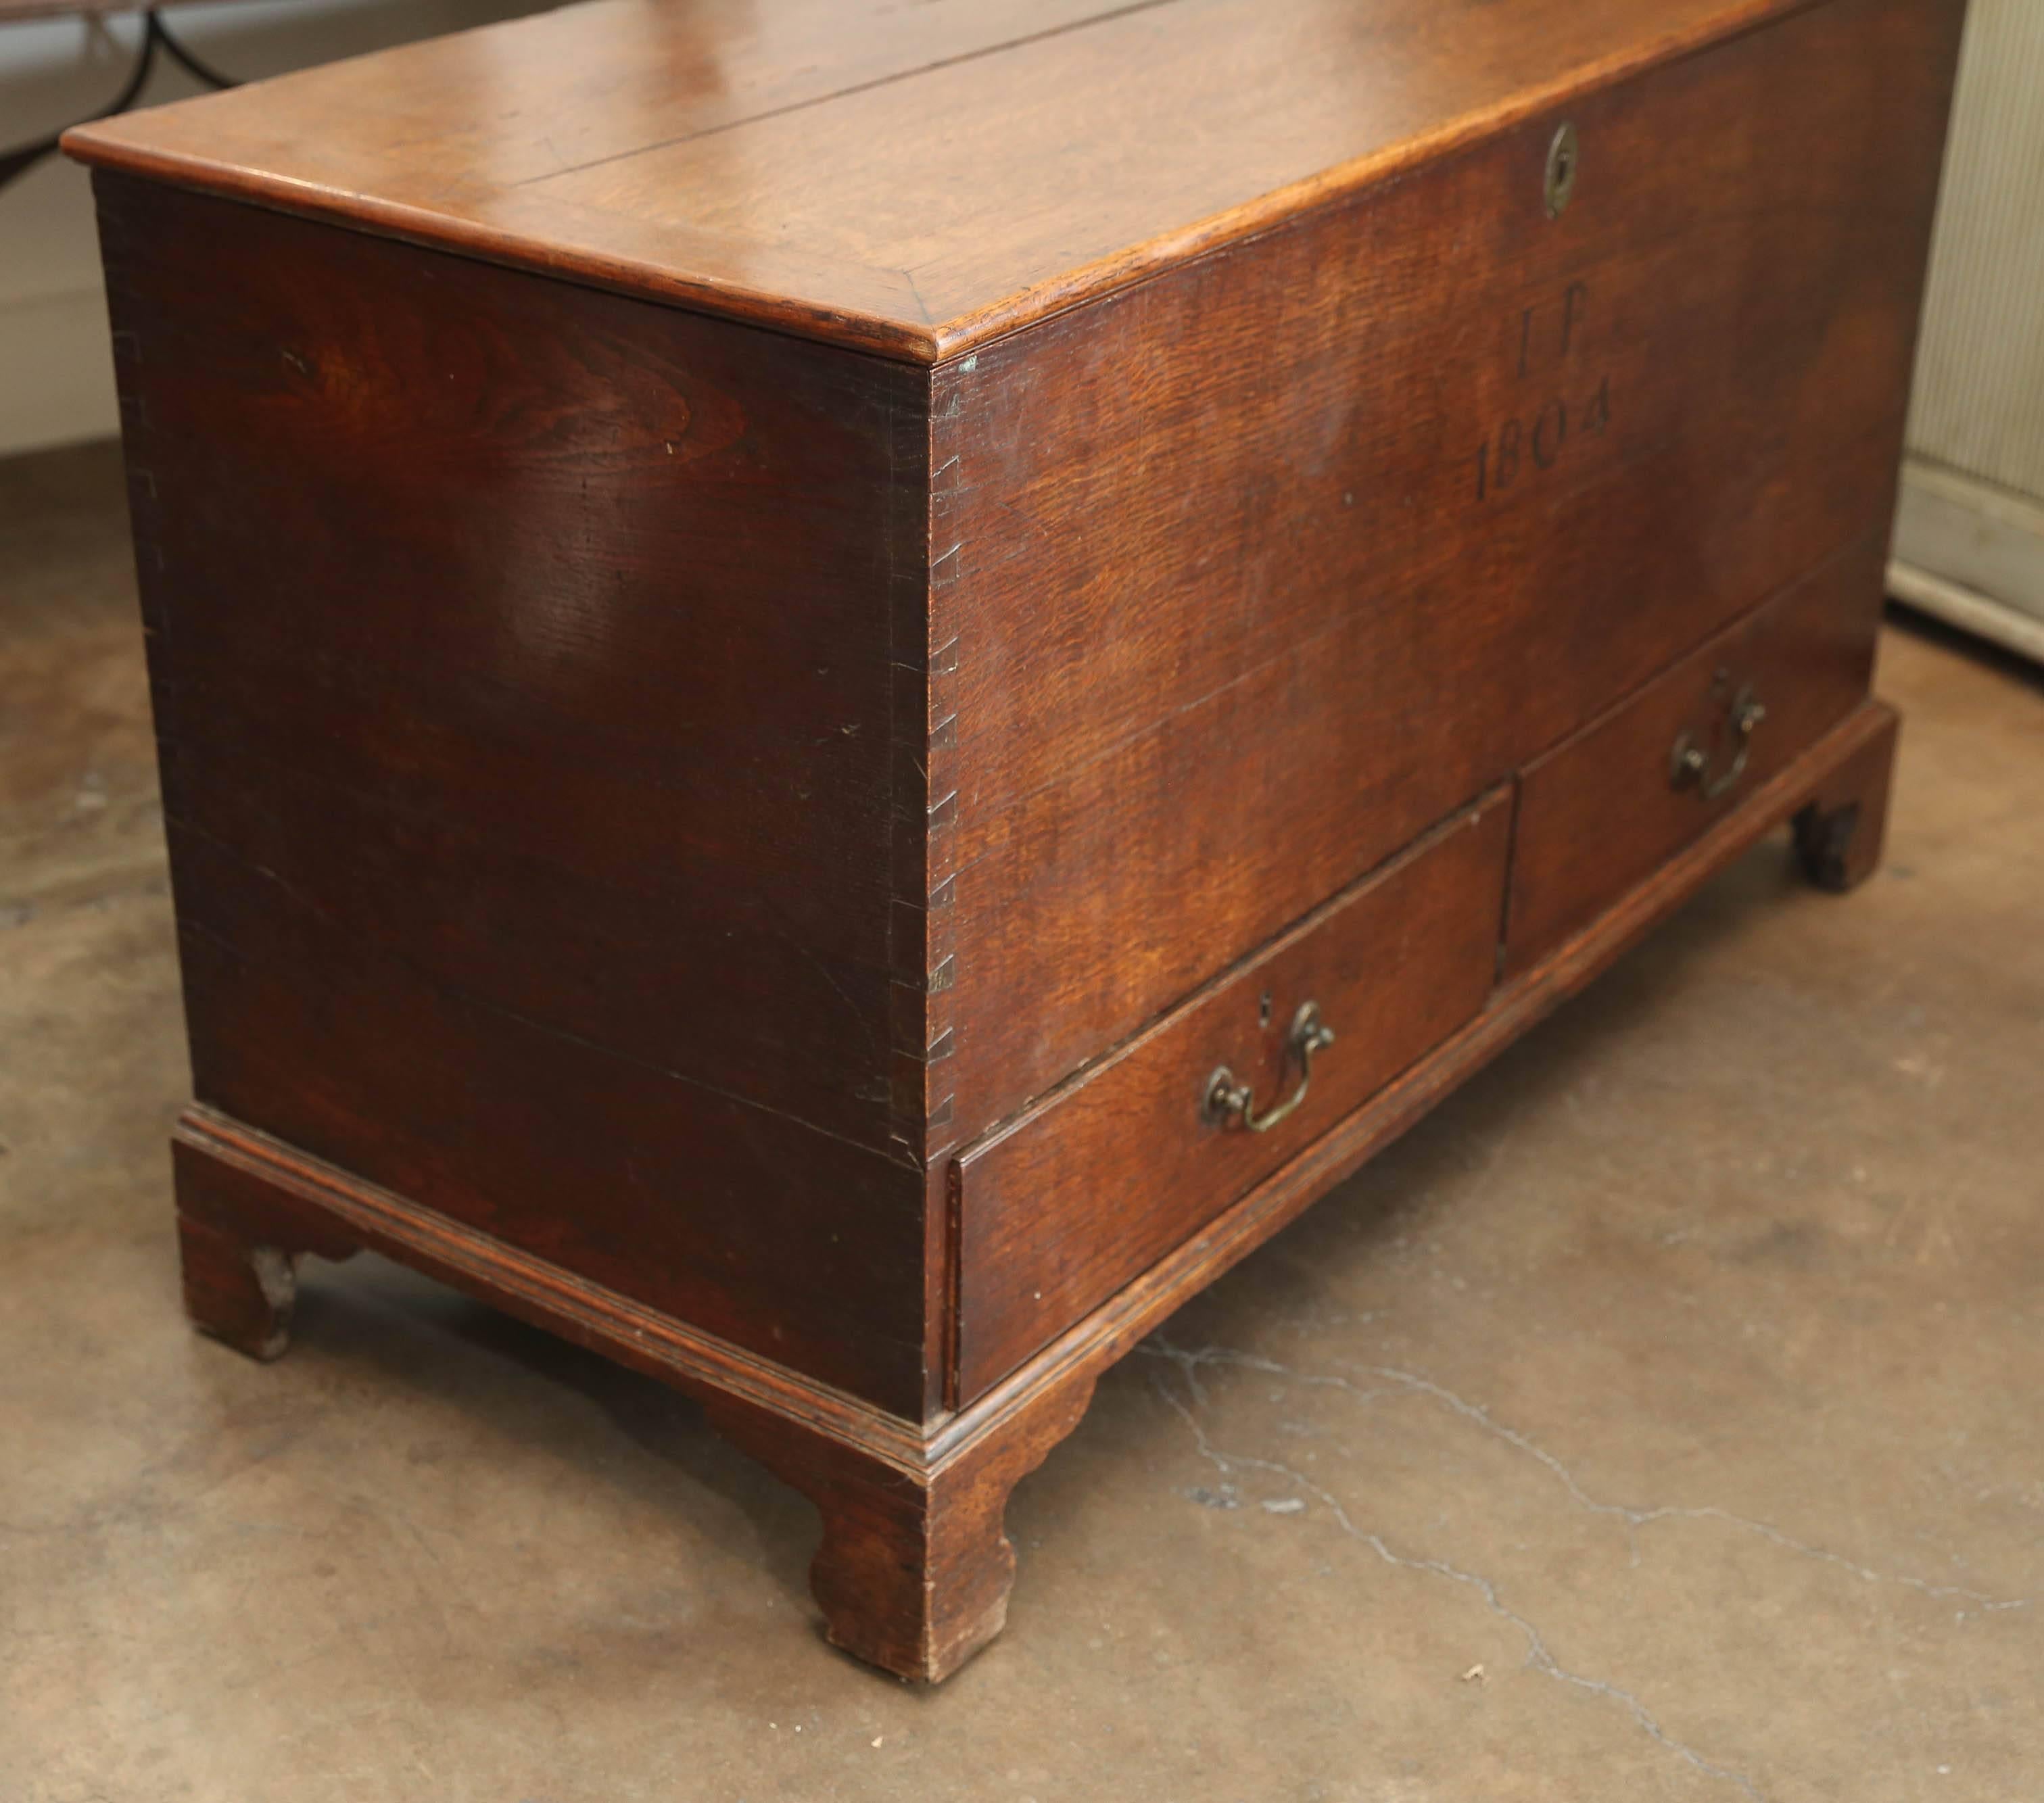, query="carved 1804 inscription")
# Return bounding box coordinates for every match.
[1474,279,1611,501]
